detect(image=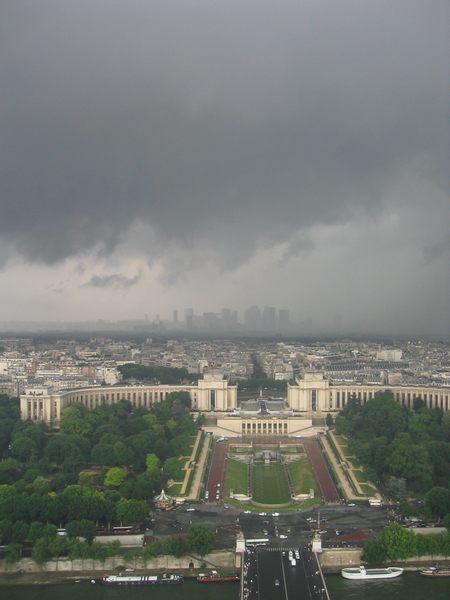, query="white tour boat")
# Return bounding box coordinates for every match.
[341,565,403,580]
